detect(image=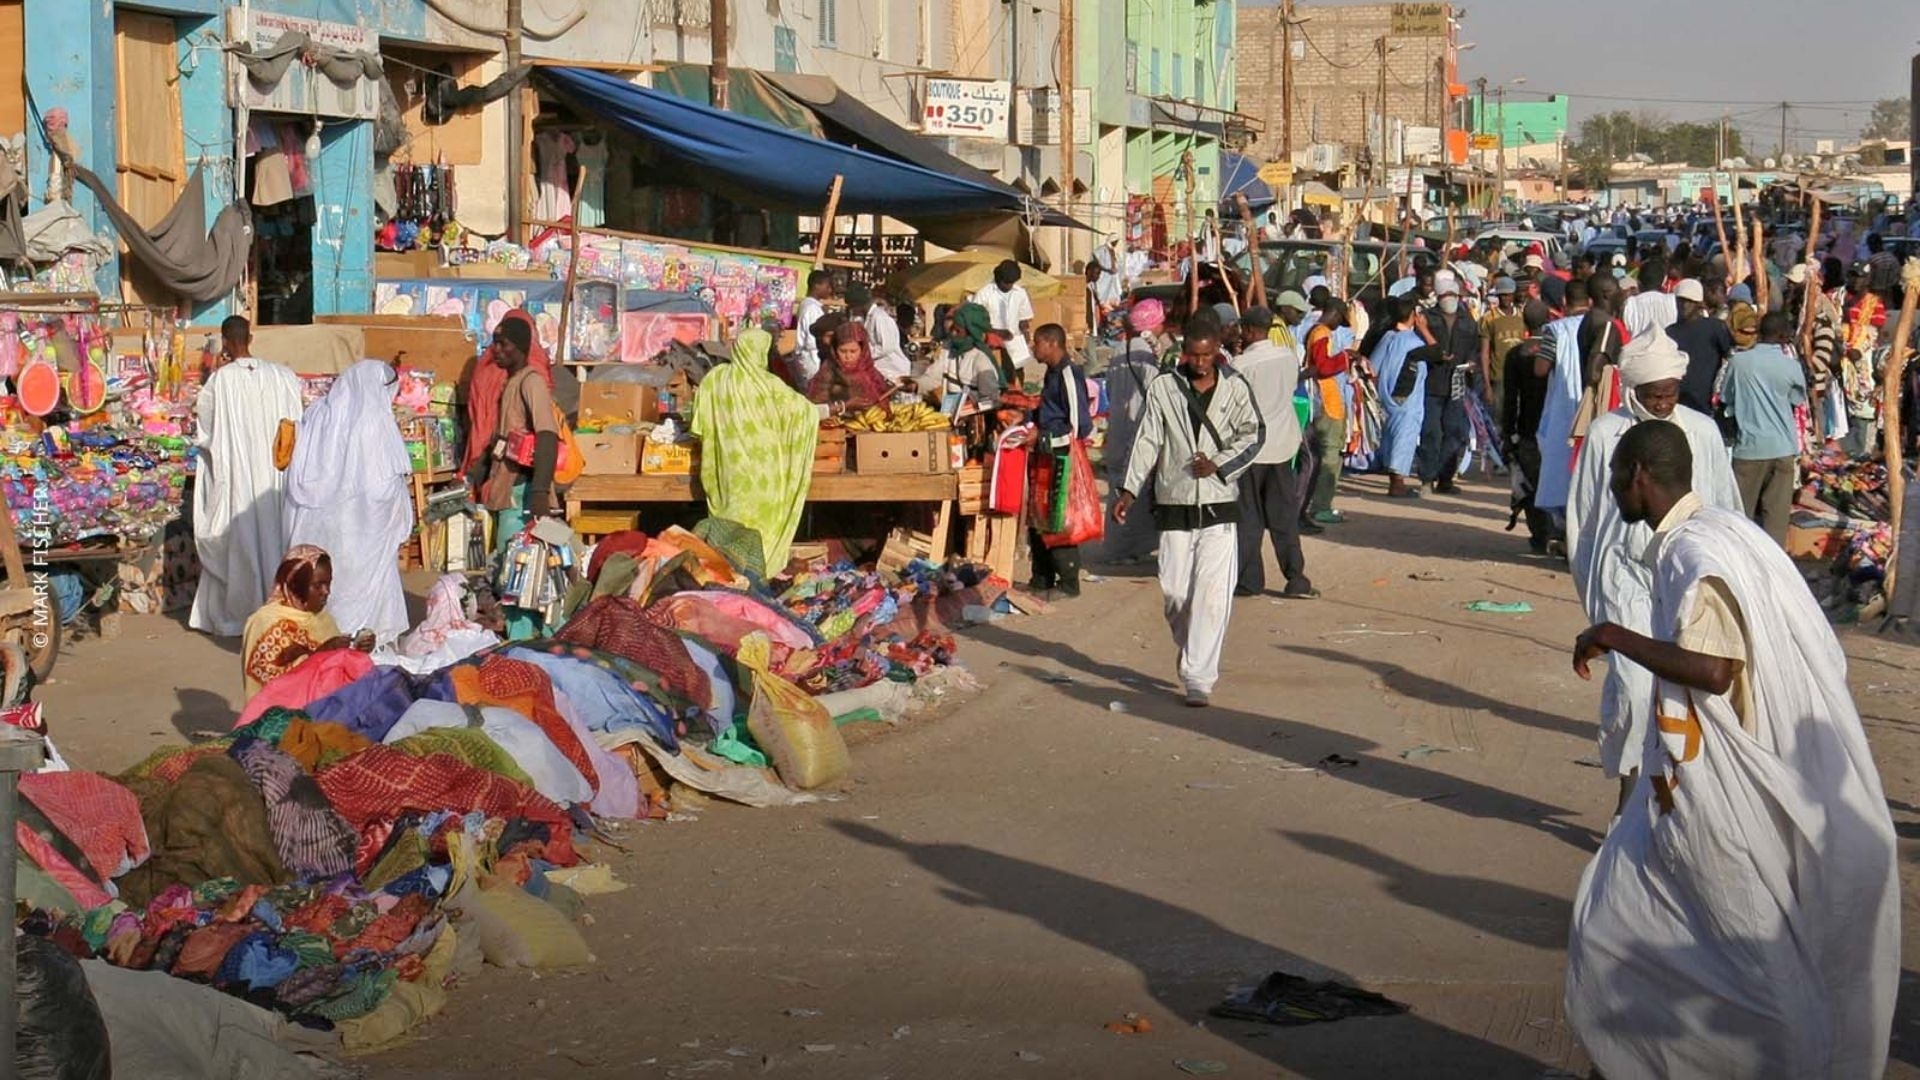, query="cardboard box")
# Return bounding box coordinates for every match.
[641,440,700,475]
[850,431,950,475]
[579,381,659,427]
[577,432,640,475]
